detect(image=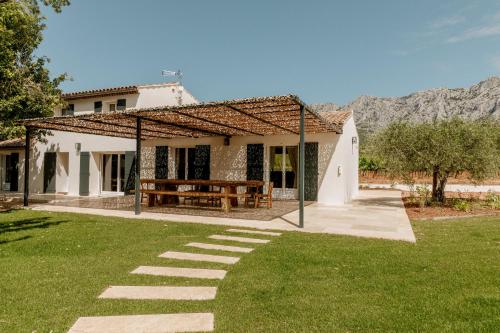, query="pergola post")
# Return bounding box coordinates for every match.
[135,117,142,215]
[23,127,31,207]
[299,105,305,228]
